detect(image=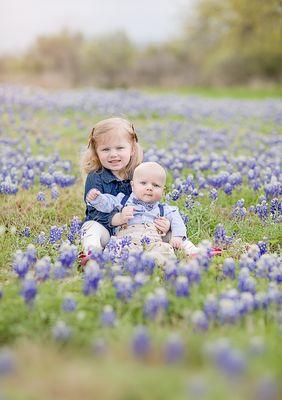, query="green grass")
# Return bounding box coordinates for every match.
[0,94,281,400]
